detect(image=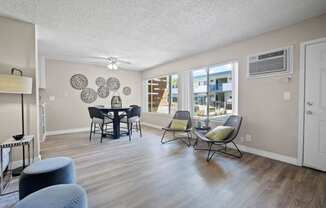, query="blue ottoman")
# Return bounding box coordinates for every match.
[19,157,76,199]
[15,184,87,208]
